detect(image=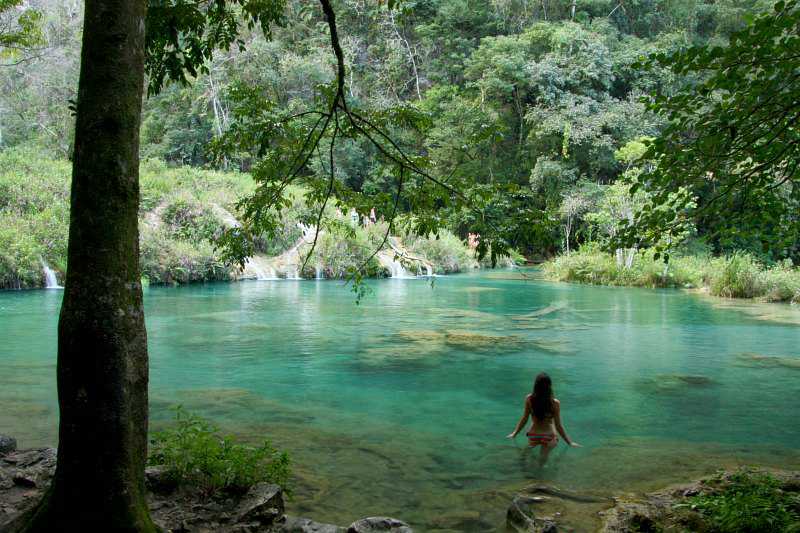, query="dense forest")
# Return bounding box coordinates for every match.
[1,0,798,299]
